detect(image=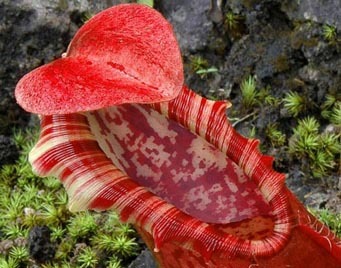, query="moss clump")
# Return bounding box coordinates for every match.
[223,11,246,39]
[237,76,280,112]
[189,55,218,79]
[283,91,308,117]
[0,128,141,267]
[322,24,337,43]
[265,123,286,147]
[288,116,340,178]
[321,94,341,127]
[240,75,258,109]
